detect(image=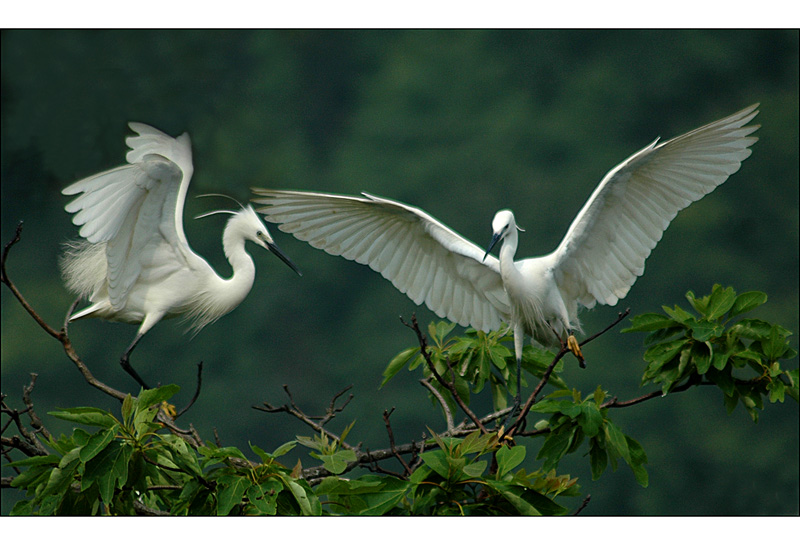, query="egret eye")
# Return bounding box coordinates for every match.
[257,231,263,237]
